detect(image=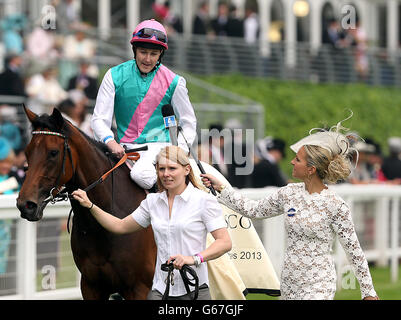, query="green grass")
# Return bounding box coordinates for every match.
[246,265,401,300]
